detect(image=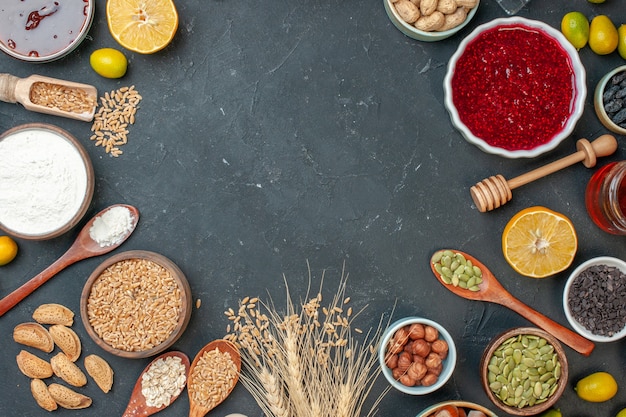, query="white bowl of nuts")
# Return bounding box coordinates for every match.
[80,250,192,359]
[378,317,457,395]
[384,0,479,42]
